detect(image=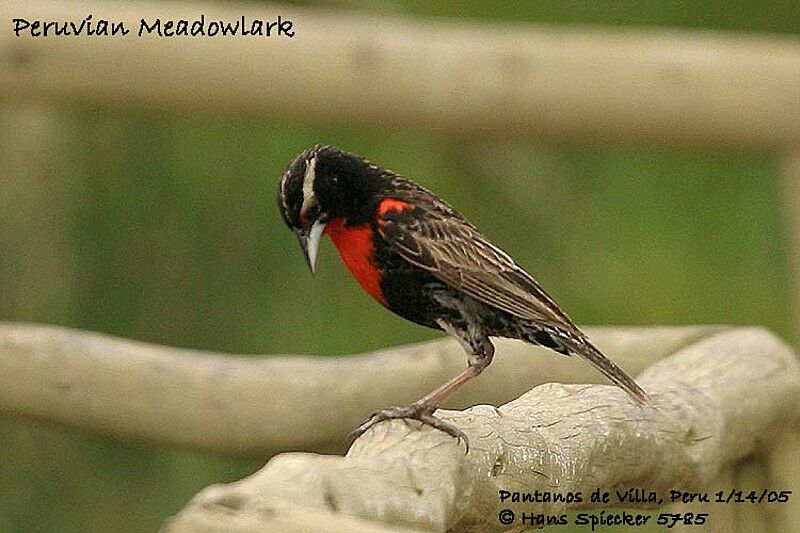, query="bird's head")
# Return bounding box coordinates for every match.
[277,144,383,272]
